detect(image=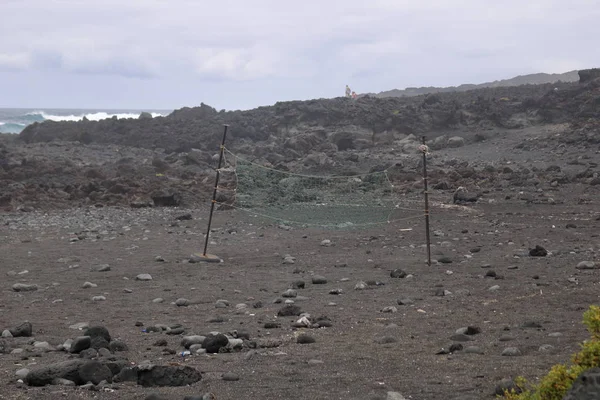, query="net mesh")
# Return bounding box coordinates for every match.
[217,149,423,229]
